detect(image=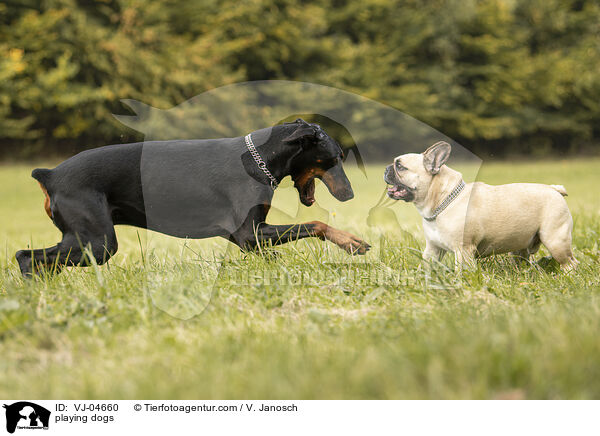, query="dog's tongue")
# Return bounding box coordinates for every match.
[387,185,407,199]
